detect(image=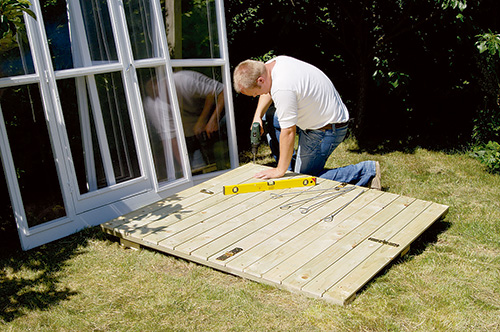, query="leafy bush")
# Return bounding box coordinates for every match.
[471,30,500,145]
[0,0,36,52]
[470,141,500,174]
